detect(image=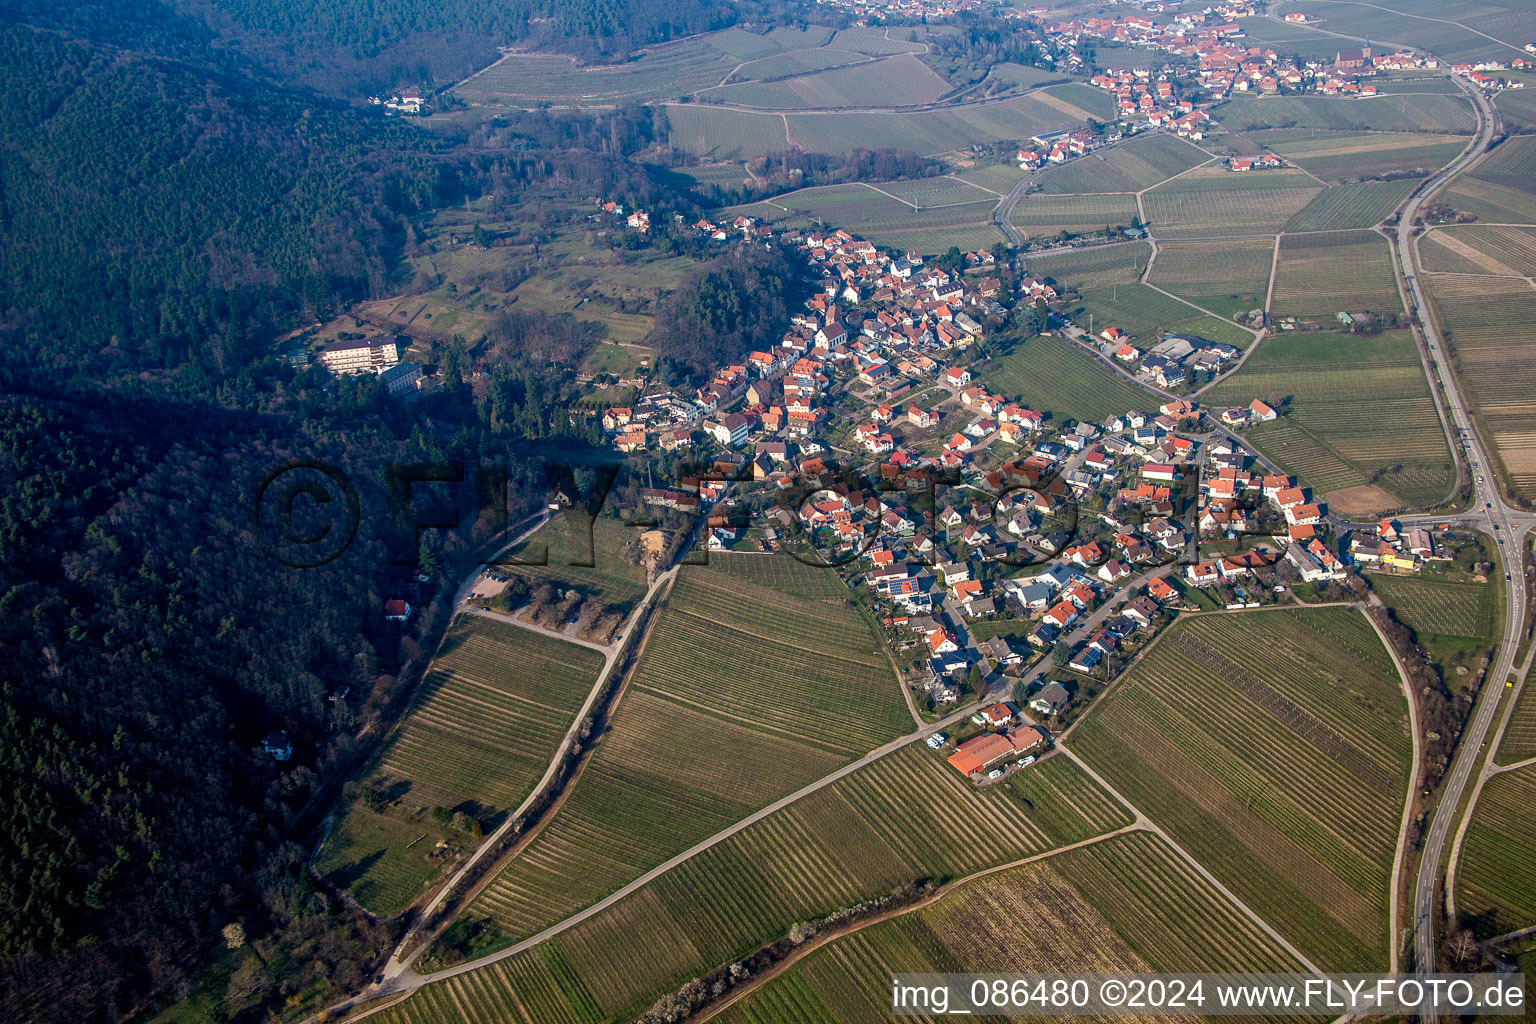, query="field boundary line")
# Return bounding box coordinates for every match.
[948,173,1004,198]
[1141,278,1261,337]
[1266,232,1282,312]
[689,822,1148,1024]
[1363,609,1425,974]
[862,182,920,210]
[1288,0,1533,60]
[1056,744,1328,976]
[1442,638,1536,922]
[386,565,678,978]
